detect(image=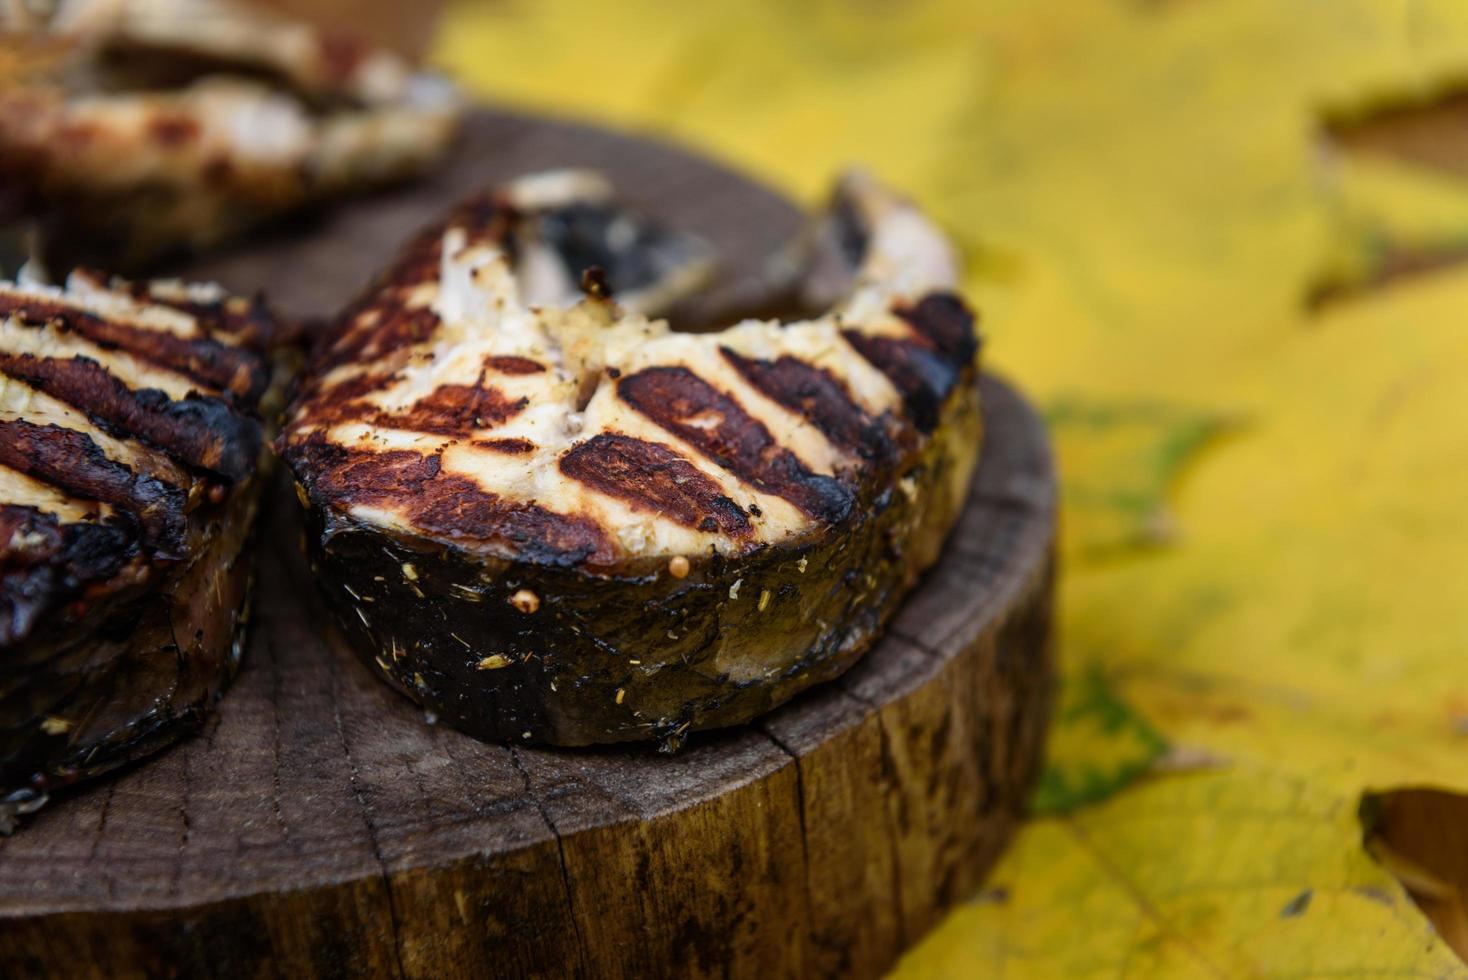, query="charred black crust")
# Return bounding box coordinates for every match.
[895,291,980,366]
[364,381,526,437]
[156,392,262,481]
[720,346,894,462]
[0,293,270,402]
[474,437,537,454]
[0,419,187,558]
[839,291,981,435]
[0,505,138,647]
[484,355,544,375]
[618,365,854,523]
[0,352,260,482]
[0,487,259,817]
[288,433,614,568]
[0,278,285,826]
[312,369,401,404]
[560,432,753,537]
[841,330,957,434]
[313,305,439,377]
[283,191,985,750]
[109,273,283,348]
